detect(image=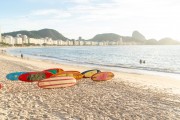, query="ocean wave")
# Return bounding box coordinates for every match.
[24,54,180,74]
[8,46,180,75]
